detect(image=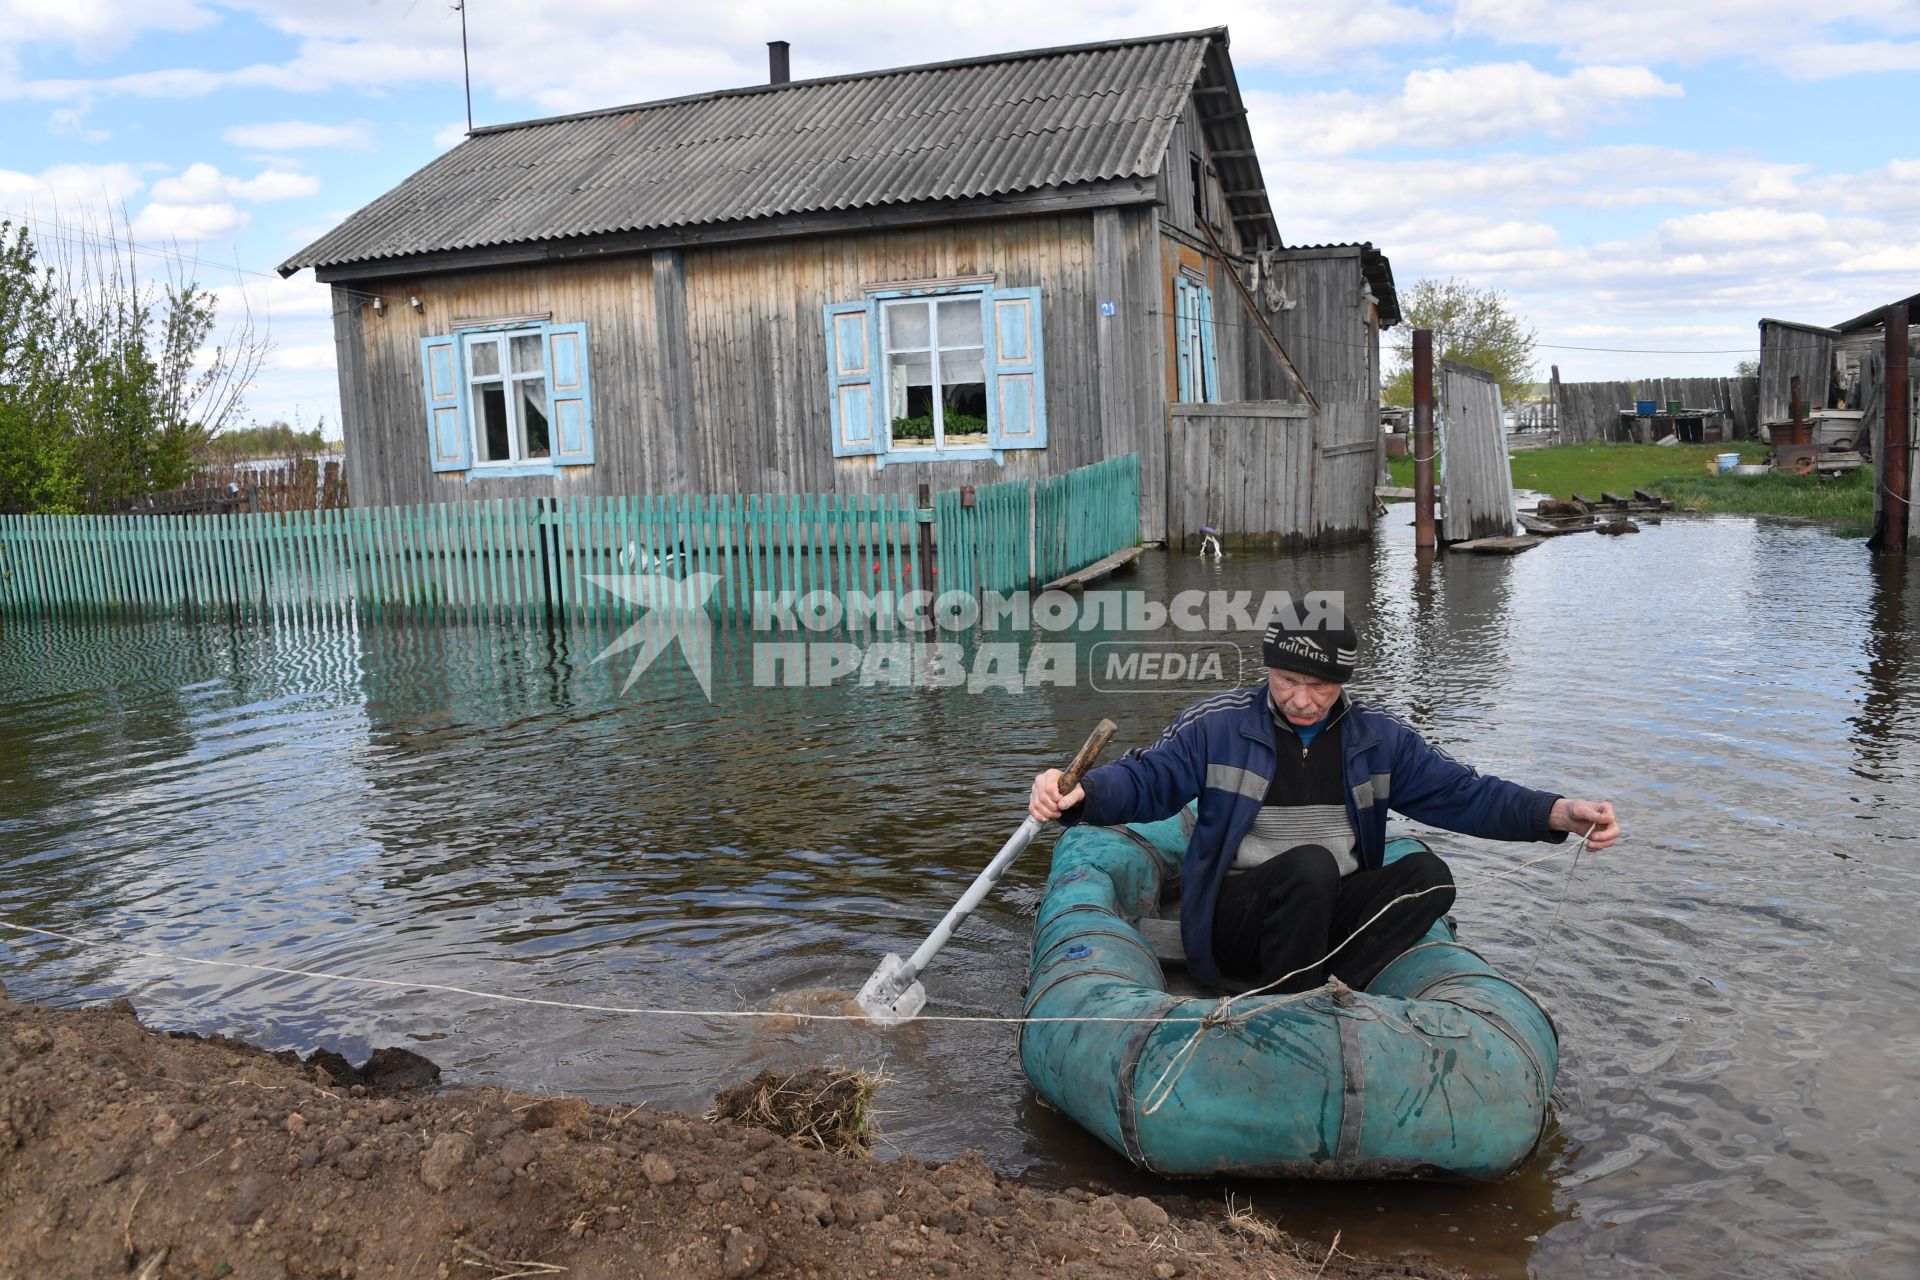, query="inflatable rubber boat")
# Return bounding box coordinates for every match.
[1019,814,1558,1179]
